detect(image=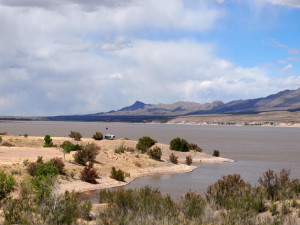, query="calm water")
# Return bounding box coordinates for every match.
[1,120,299,200]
